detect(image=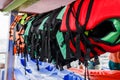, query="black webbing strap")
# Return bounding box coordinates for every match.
[83,0,99,66]
[65,1,76,62]
[56,51,59,69]
[75,34,82,59]
[45,35,48,61]
[34,33,40,70]
[66,1,76,46]
[40,24,48,62]
[75,0,84,60]
[31,33,36,59]
[48,26,51,62]
[36,55,40,71]
[83,0,94,80]
[84,0,94,27]
[30,32,40,70]
[37,31,42,60]
[73,0,94,80]
[40,30,46,61]
[65,33,71,68]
